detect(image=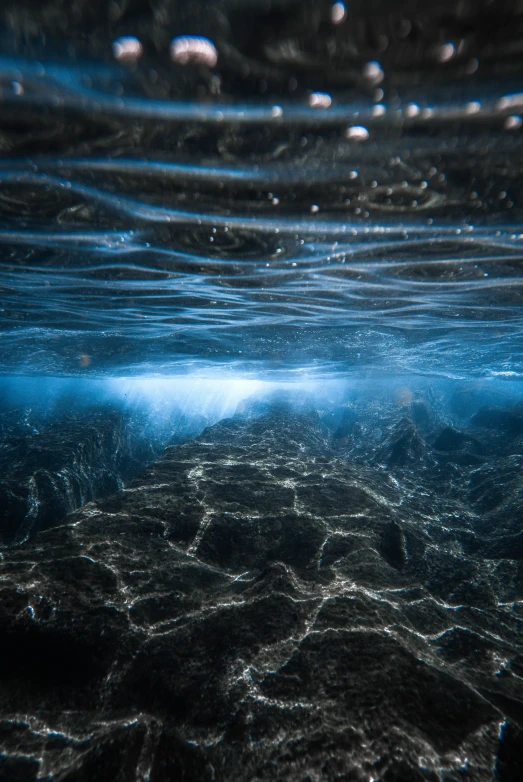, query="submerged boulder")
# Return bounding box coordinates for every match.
[433,425,470,451]
[374,417,428,467]
[0,409,132,545]
[471,405,523,436]
[0,405,199,545]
